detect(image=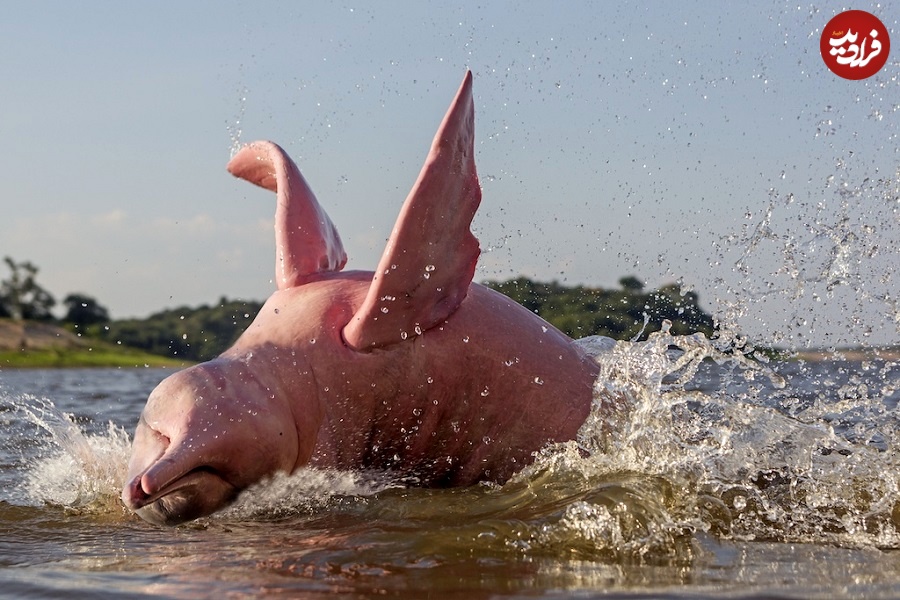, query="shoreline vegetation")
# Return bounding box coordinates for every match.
[0,348,189,369]
[0,320,188,369]
[0,275,896,369]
